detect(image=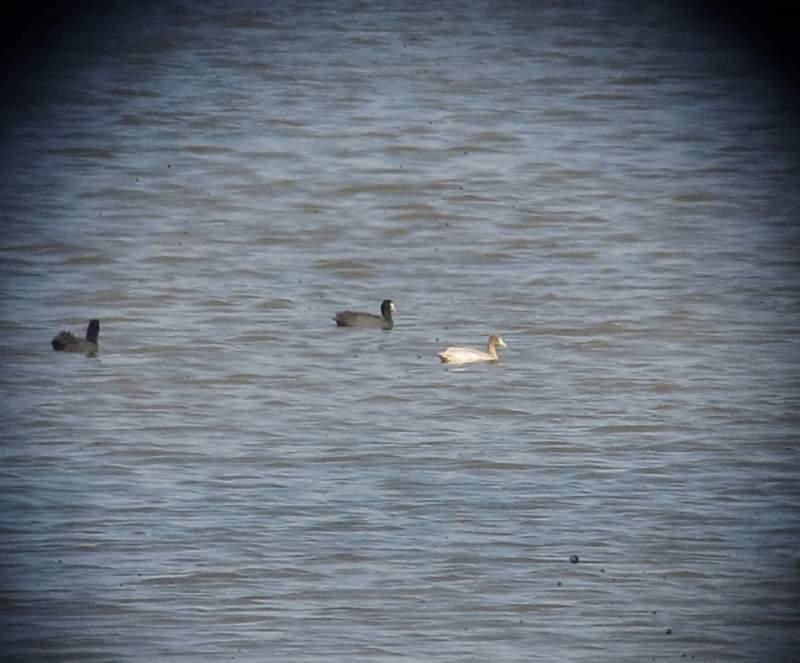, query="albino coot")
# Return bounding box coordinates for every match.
[334,300,395,330]
[52,319,100,355]
[438,334,506,364]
